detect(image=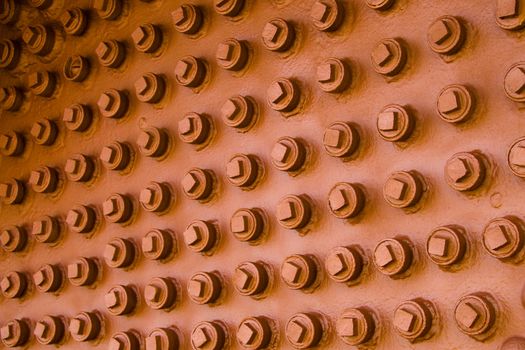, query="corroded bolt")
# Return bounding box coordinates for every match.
[226,154,261,189]
[482,216,524,261]
[508,137,525,178]
[267,78,301,113]
[221,95,257,130]
[61,7,88,35]
[187,271,222,305]
[140,182,172,214]
[191,321,226,350]
[66,204,97,234]
[216,38,249,71]
[69,311,102,342]
[33,264,63,293]
[276,194,313,230]
[103,193,133,224]
[0,319,30,347]
[285,313,324,349]
[325,246,364,284]
[0,225,27,252]
[96,40,125,68]
[172,4,203,34]
[142,229,174,261]
[29,166,59,193]
[230,208,265,243]
[67,257,98,286]
[271,136,307,172]
[31,119,58,146]
[366,0,395,10]
[237,317,273,350]
[0,271,27,298]
[137,126,170,158]
[393,299,436,341]
[93,0,122,20]
[0,131,24,156]
[371,38,407,76]
[214,0,245,17]
[383,170,425,209]
[34,315,65,345]
[65,154,96,182]
[281,254,319,290]
[310,0,344,32]
[426,225,467,267]
[63,103,92,131]
[63,55,90,82]
[97,89,129,119]
[144,277,177,310]
[262,18,295,52]
[32,215,61,244]
[104,237,136,268]
[183,220,218,253]
[0,86,23,111]
[373,237,413,278]
[437,84,476,123]
[132,24,162,53]
[99,141,132,171]
[0,39,20,69]
[105,284,137,316]
[444,151,486,192]
[146,328,180,350]
[234,261,270,297]
[427,16,465,55]
[27,71,56,97]
[22,25,55,56]
[109,331,141,350]
[454,293,498,340]
[496,0,525,30]
[0,179,24,205]
[317,58,351,93]
[328,182,365,219]
[174,56,207,88]
[135,72,166,103]
[336,308,376,346]
[178,112,212,145]
[182,168,215,201]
